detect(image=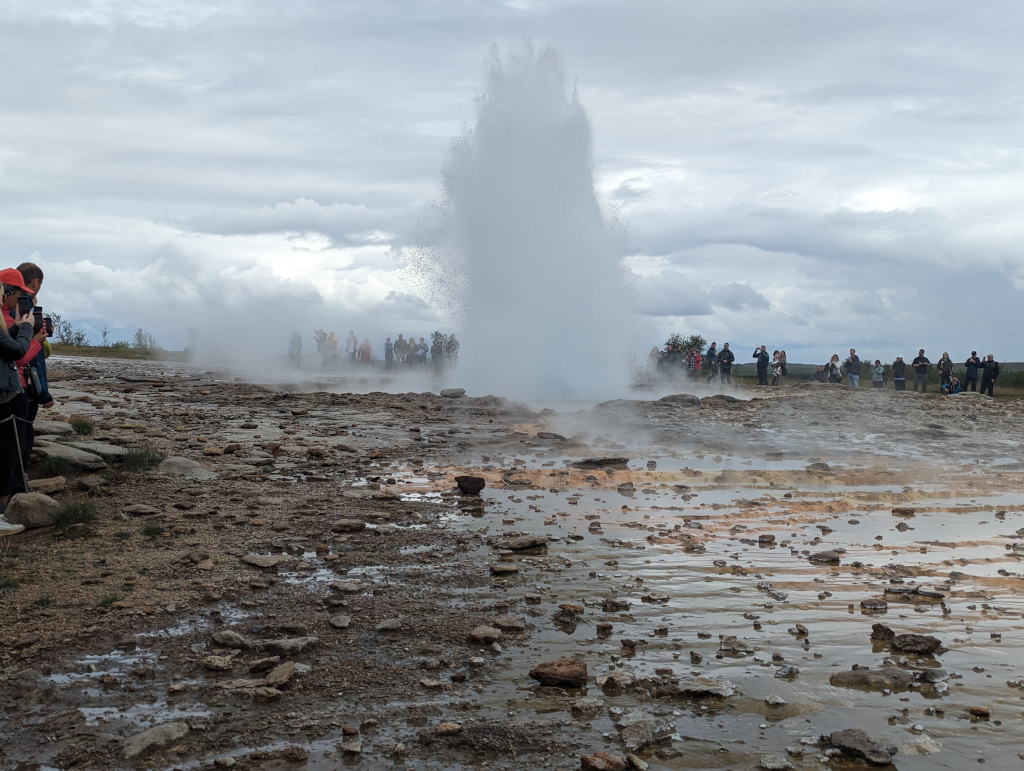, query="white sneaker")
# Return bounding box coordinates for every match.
[0,516,24,536]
